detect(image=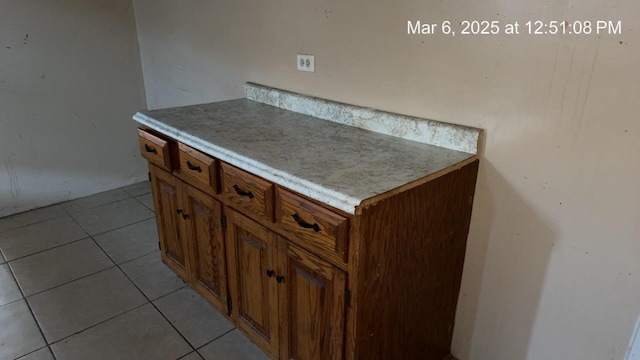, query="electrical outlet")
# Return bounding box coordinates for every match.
[297,54,315,72]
